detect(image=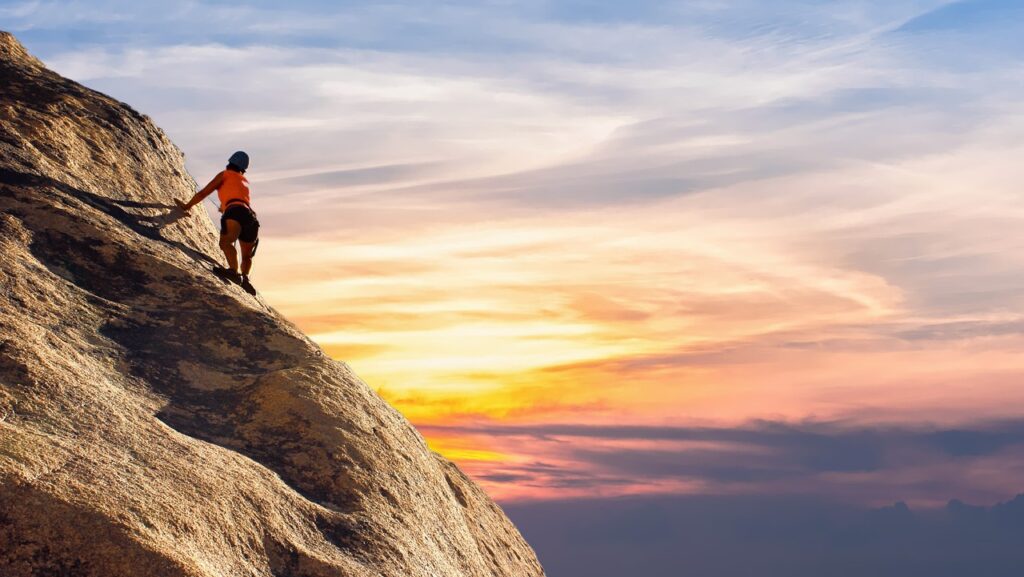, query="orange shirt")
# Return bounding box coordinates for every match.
[217,170,250,209]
